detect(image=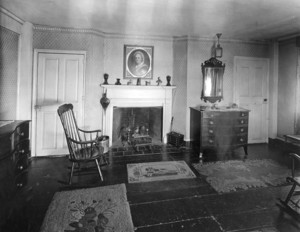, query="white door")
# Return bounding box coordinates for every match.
[234,57,269,143]
[34,52,85,156]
